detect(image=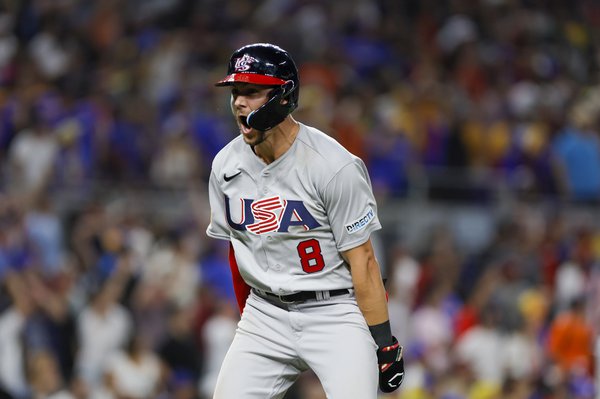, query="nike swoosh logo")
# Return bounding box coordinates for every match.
[224,171,242,182]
